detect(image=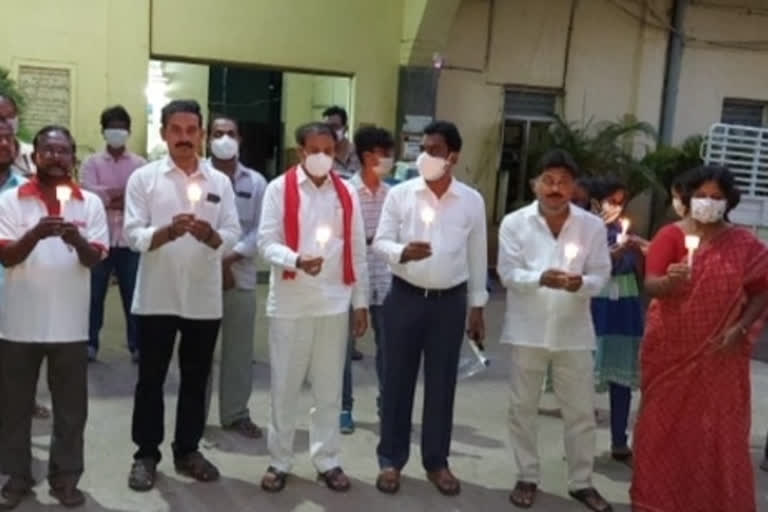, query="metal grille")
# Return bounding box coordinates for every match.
[721,98,765,127]
[504,90,556,118]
